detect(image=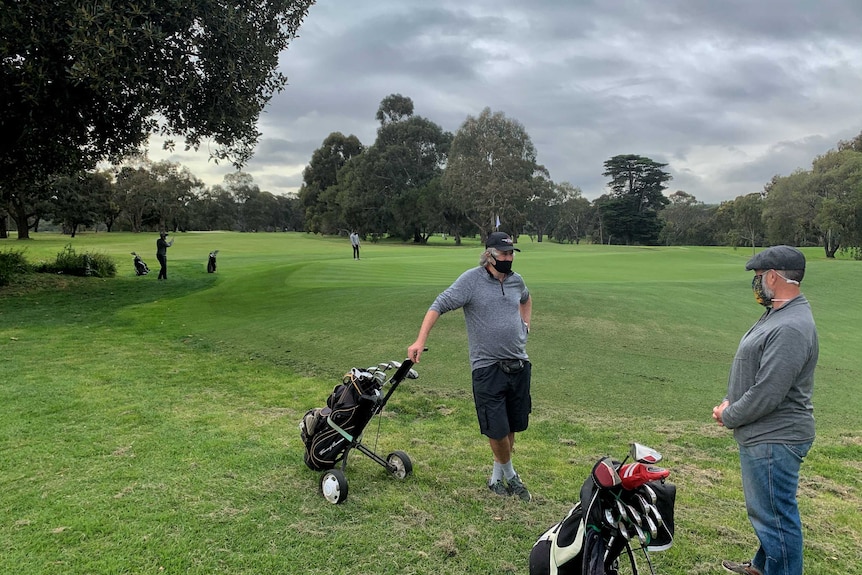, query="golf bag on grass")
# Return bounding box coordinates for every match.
[131,252,149,276]
[299,358,418,504]
[530,443,676,575]
[207,250,218,273]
